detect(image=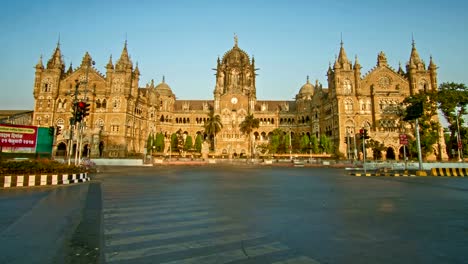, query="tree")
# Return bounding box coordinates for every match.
[146,133,153,154]
[310,135,319,154]
[194,134,203,153]
[184,135,193,151]
[366,139,386,160]
[300,134,310,153]
[437,82,468,158]
[319,134,333,154]
[284,133,291,154]
[171,133,178,151]
[403,93,440,159]
[204,111,223,152]
[239,114,260,158]
[155,132,165,152]
[269,129,282,154]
